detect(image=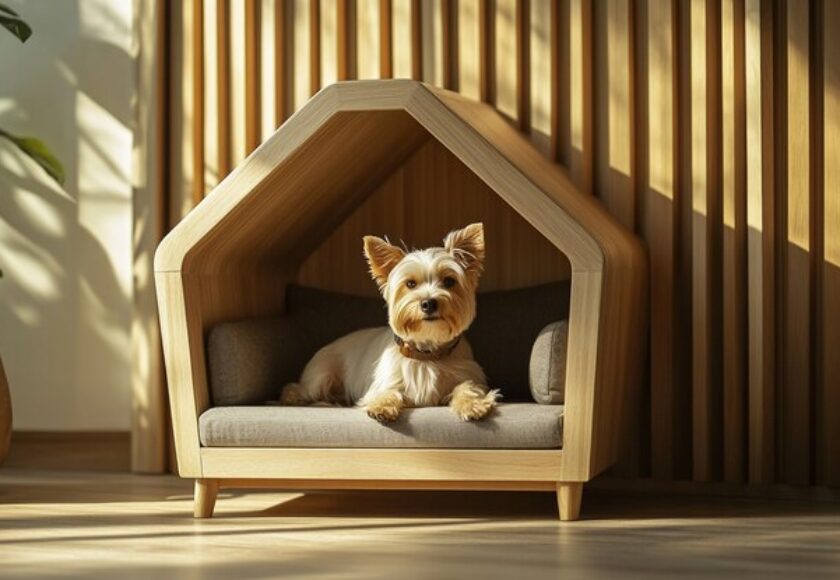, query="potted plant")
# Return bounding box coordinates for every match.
[0,4,64,464]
